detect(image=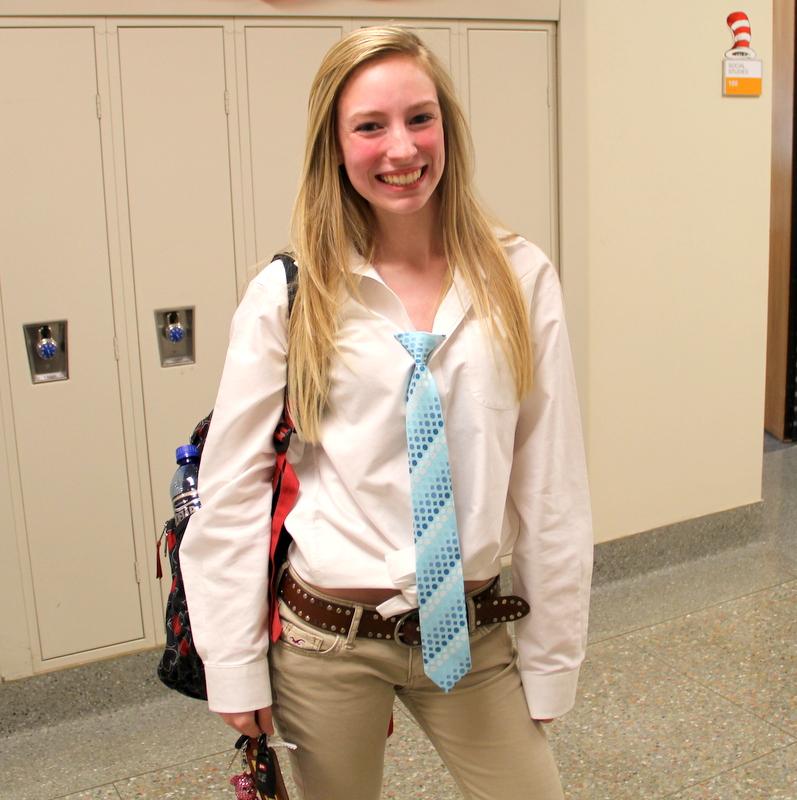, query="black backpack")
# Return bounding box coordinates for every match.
[156,254,298,700]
